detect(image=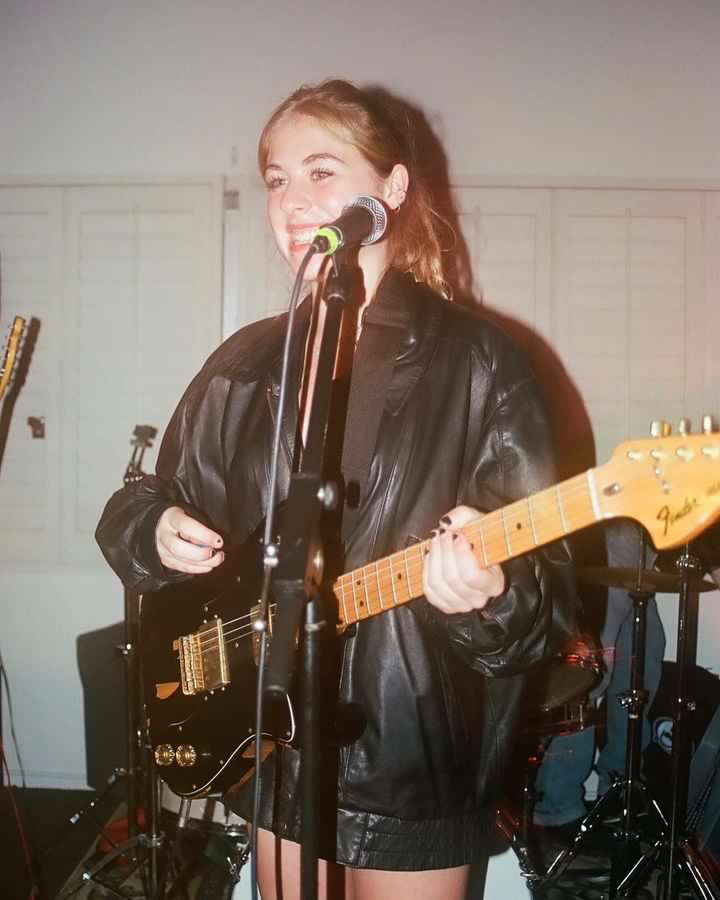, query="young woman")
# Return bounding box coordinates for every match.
[96,79,575,899]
